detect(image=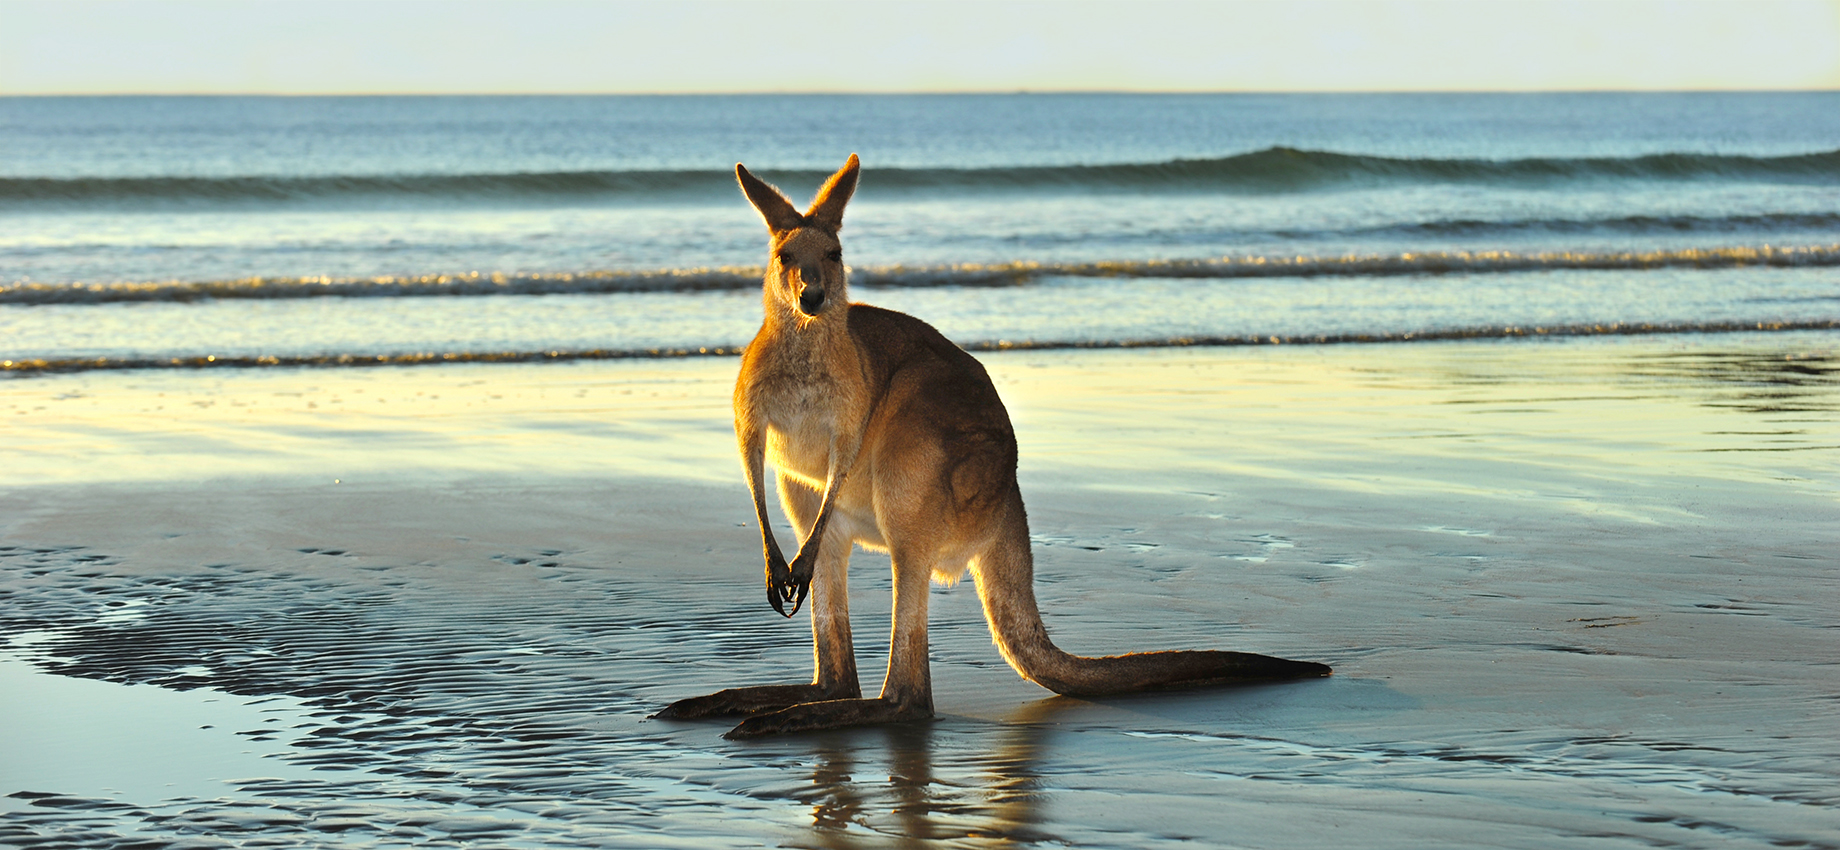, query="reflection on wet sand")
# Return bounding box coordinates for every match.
[801,739,865,842]
[794,699,1071,848]
[970,699,1066,846]
[1629,349,1838,418]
